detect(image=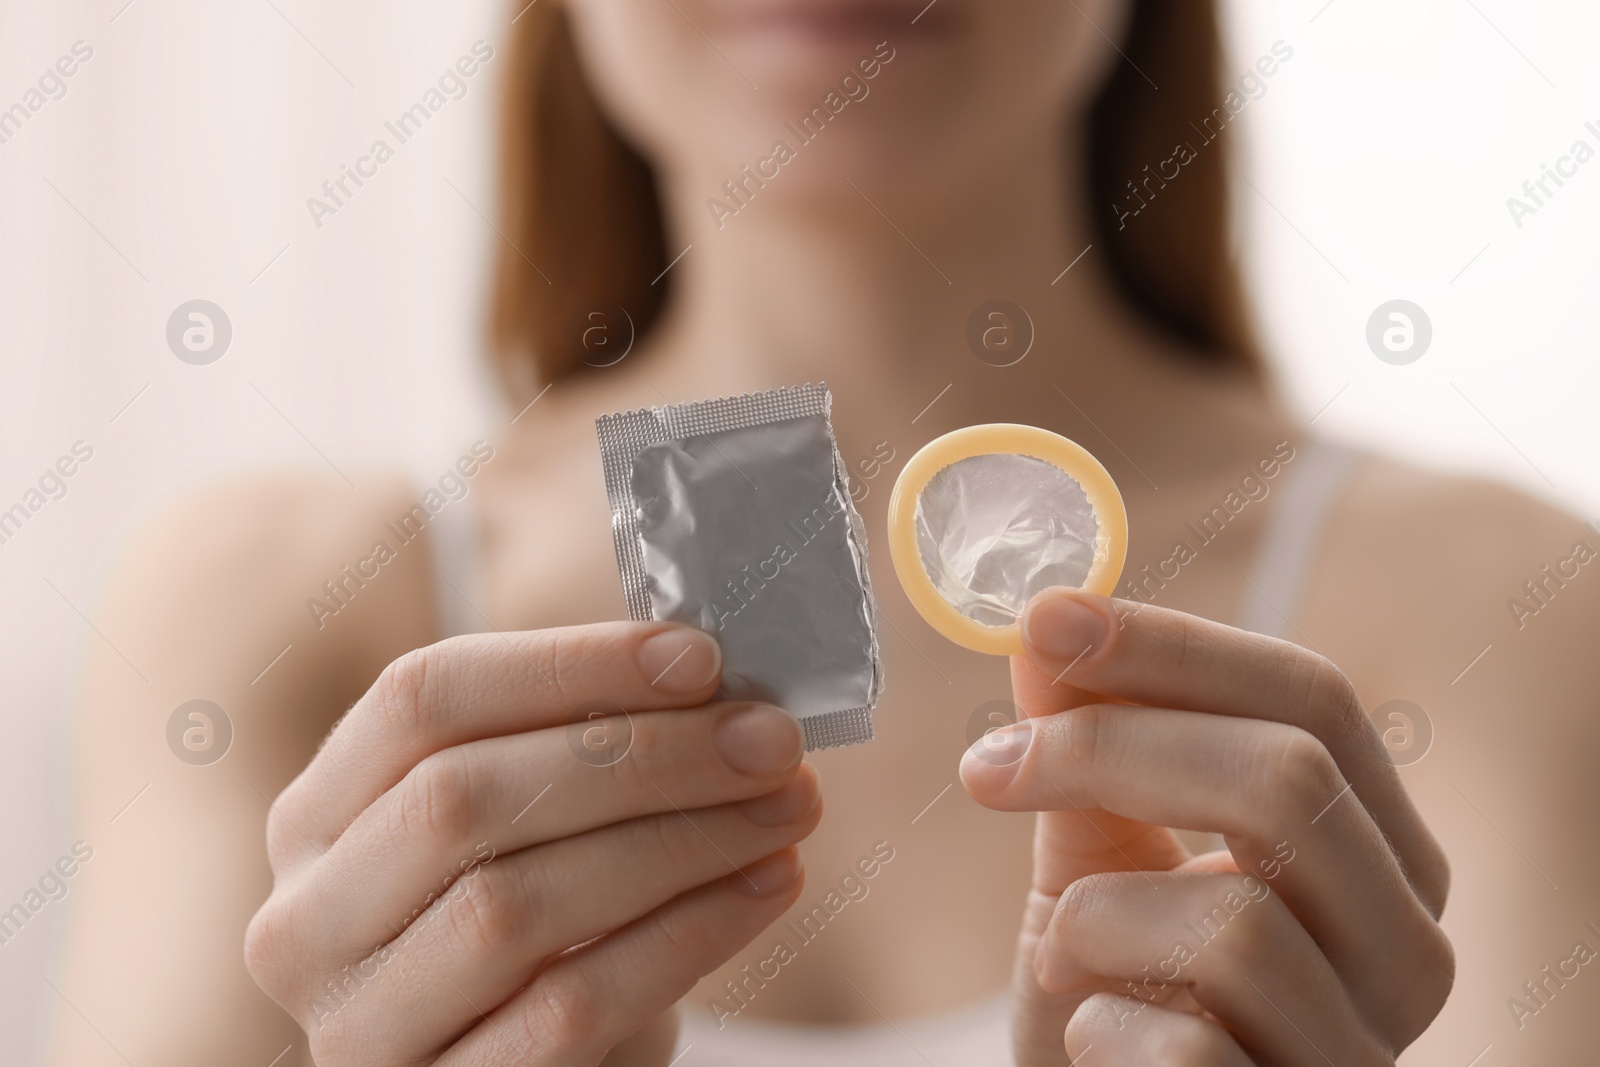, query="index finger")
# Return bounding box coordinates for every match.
[1013,589,1447,913]
[275,622,723,852]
